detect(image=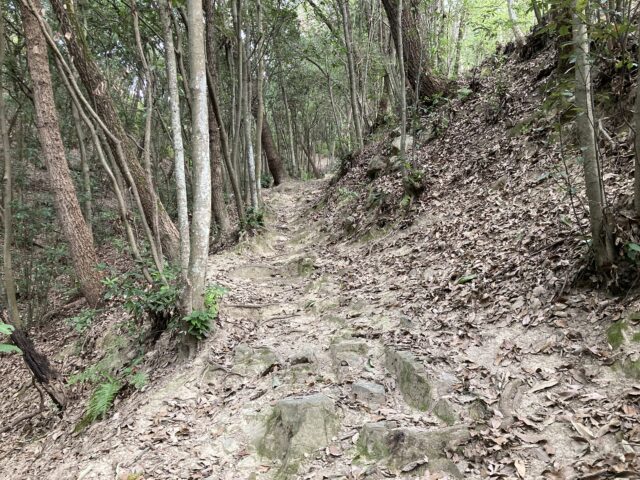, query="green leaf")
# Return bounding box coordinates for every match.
[456,274,477,285]
[0,322,15,335]
[0,344,22,354]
